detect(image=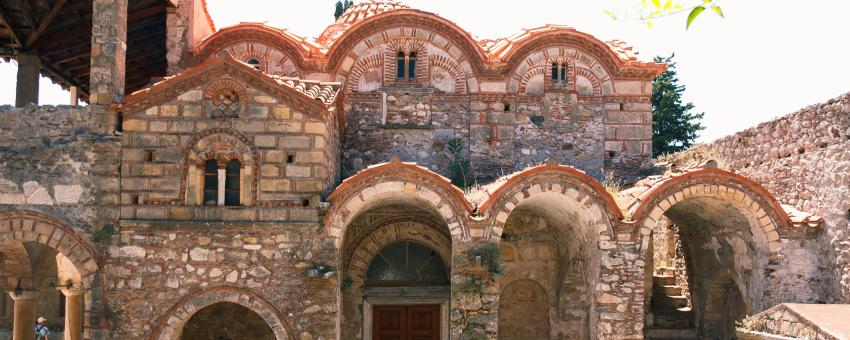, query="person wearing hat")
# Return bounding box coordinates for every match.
[34,317,49,340]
